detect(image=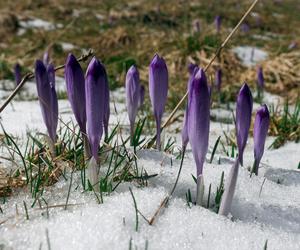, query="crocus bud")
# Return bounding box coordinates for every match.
[103,74,110,141]
[252,104,270,175]
[215,68,222,92]
[35,60,58,143]
[187,68,210,204]
[236,83,253,165]
[65,53,86,133]
[193,19,201,33]
[257,66,264,89]
[149,54,168,150]
[240,23,250,33]
[126,65,140,141]
[47,63,58,143]
[218,158,239,216]
[139,85,145,108]
[215,15,221,33]
[181,65,199,149]
[85,57,106,160]
[14,63,21,86]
